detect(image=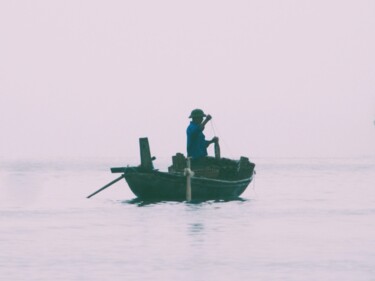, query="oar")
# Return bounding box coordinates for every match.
[87,174,125,199]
